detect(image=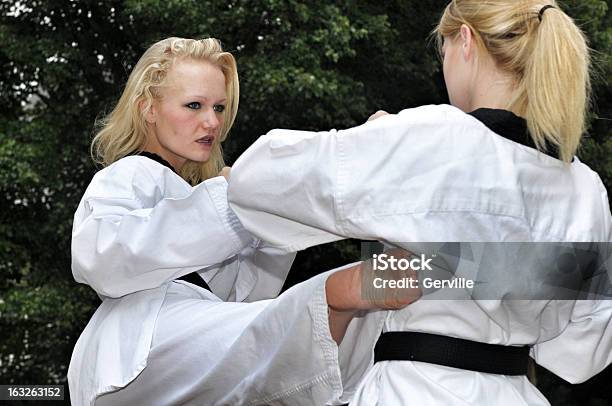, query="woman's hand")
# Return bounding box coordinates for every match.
[219,166,231,181]
[367,110,389,122]
[327,250,420,312]
[325,249,421,344]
